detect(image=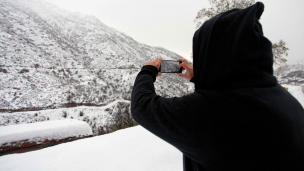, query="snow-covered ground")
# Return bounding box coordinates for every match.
[0,120,92,146]
[0,85,303,171]
[0,126,183,171]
